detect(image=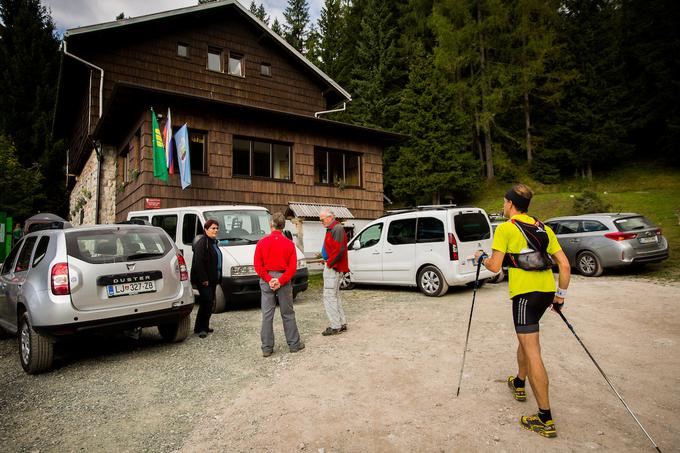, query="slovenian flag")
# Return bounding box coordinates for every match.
[151,109,168,182]
[164,108,175,175]
[174,124,192,189]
